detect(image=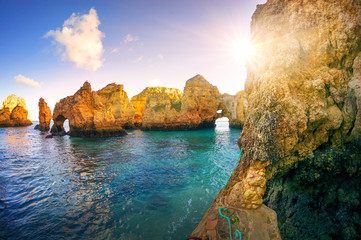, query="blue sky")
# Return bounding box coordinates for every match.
[0,0,266,120]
